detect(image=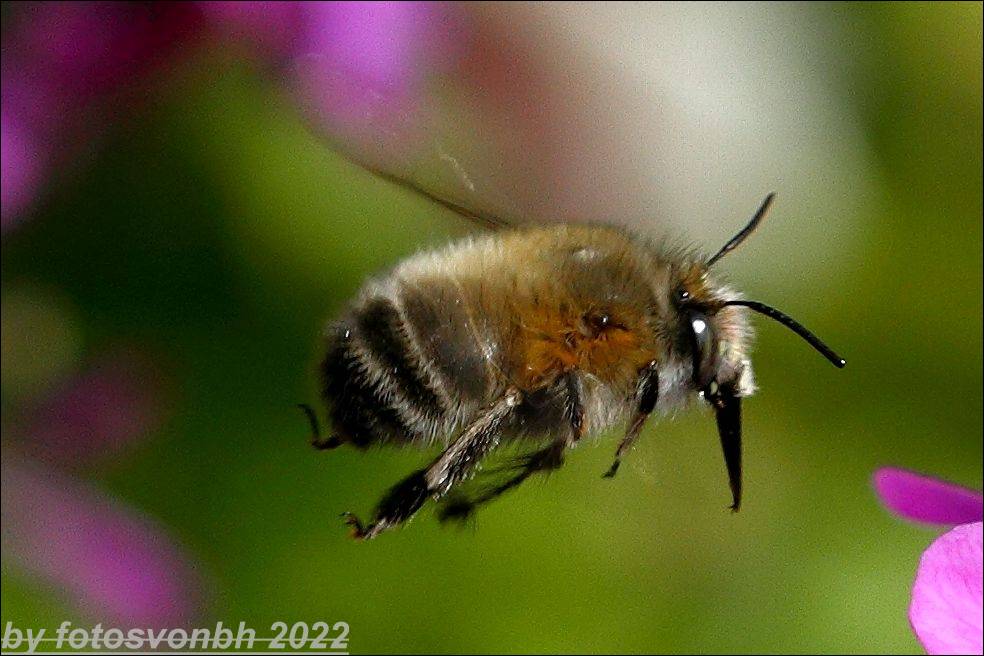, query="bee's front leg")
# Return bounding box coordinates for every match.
[562,371,586,447]
[603,360,659,478]
[343,388,523,540]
